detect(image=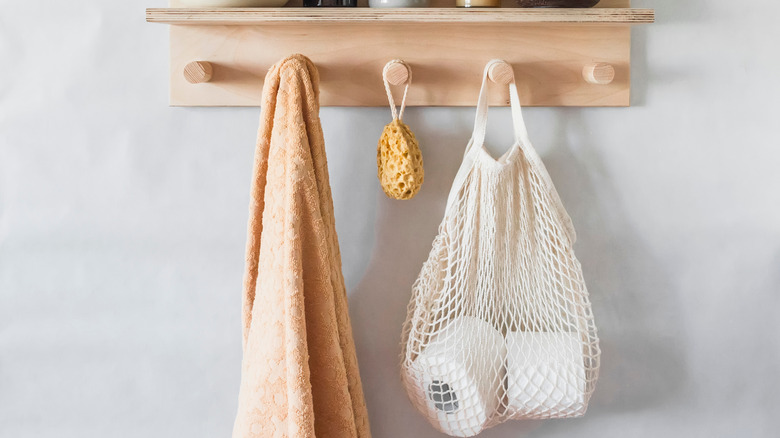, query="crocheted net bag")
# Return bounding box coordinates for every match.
[400,61,600,437]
